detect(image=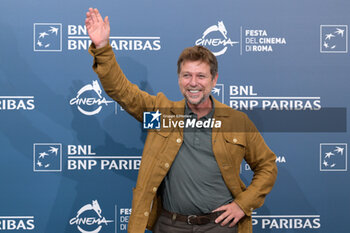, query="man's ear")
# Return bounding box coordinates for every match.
[212,73,219,86]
